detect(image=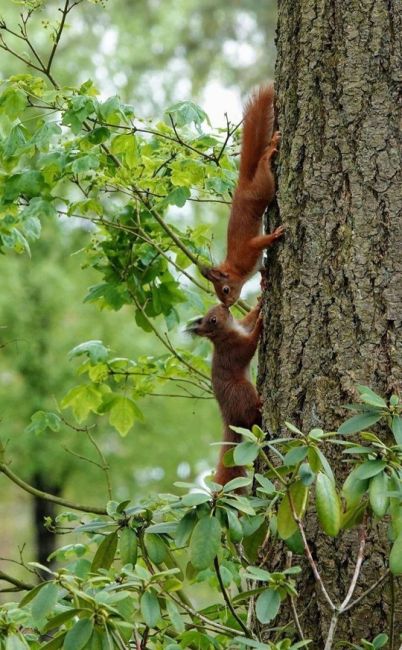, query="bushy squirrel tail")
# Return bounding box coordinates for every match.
[239,83,275,182]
